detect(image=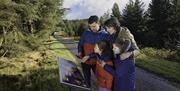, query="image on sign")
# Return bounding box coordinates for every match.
[58,58,90,90]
